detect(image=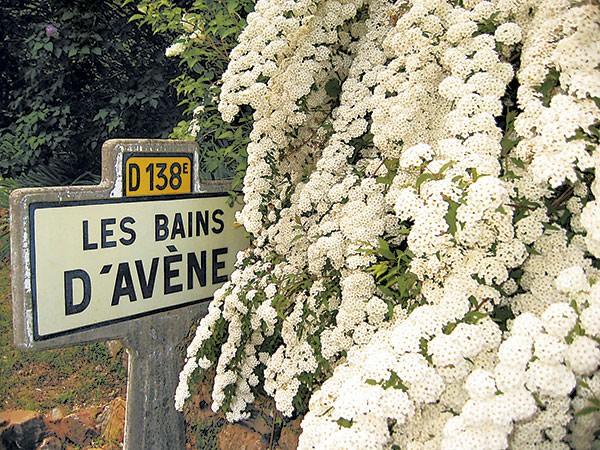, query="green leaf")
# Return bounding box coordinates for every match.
[444,197,460,236]
[378,237,394,260]
[525,244,541,255]
[382,372,398,390]
[510,157,524,169]
[416,173,436,189]
[464,311,488,324]
[574,406,600,417]
[589,397,600,407]
[325,78,341,98]
[419,337,432,363]
[336,418,353,428]
[218,130,233,139]
[468,295,478,308]
[93,109,108,121]
[501,137,518,154]
[436,160,455,174]
[378,285,396,298]
[535,68,560,107]
[392,374,408,392]
[44,42,53,52]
